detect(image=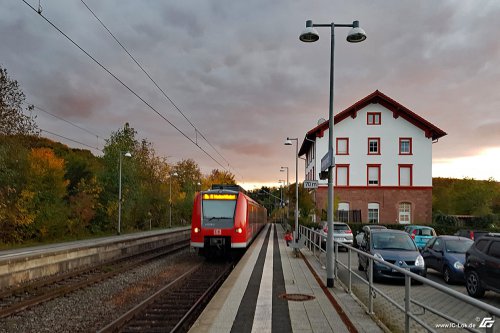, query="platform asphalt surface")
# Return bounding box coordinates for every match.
[189,224,383,333]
